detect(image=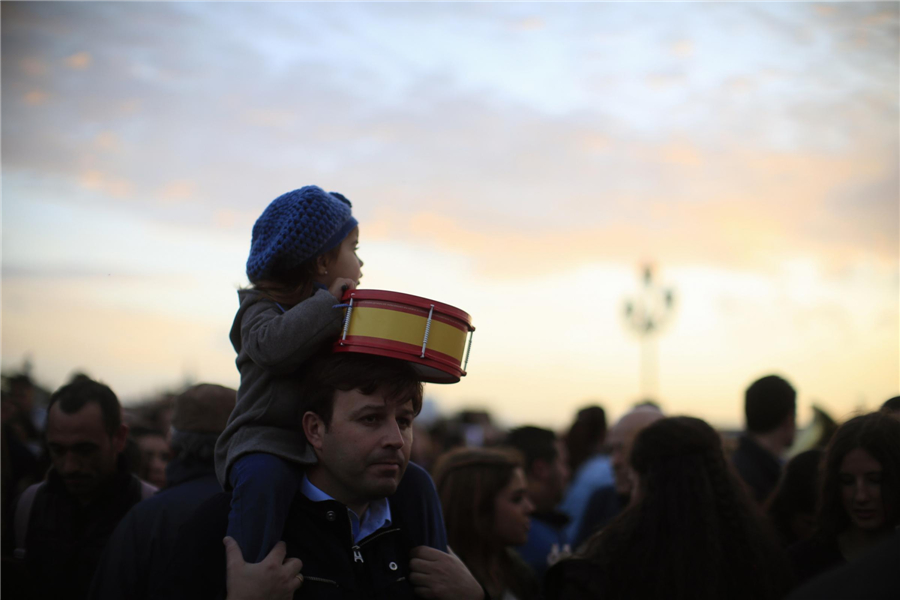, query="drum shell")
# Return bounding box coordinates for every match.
[333,290,474,384]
